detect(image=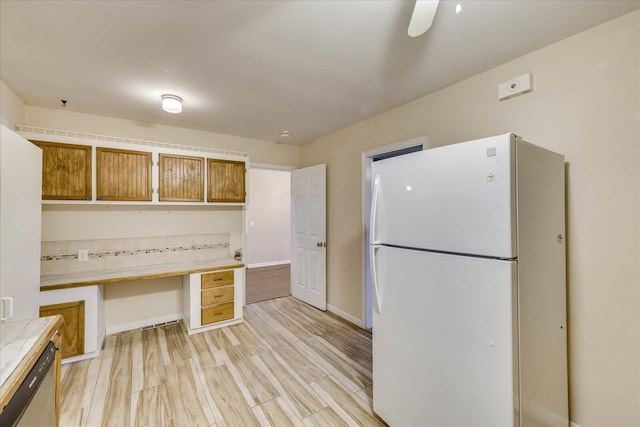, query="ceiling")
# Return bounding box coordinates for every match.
[1,1,638,145]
